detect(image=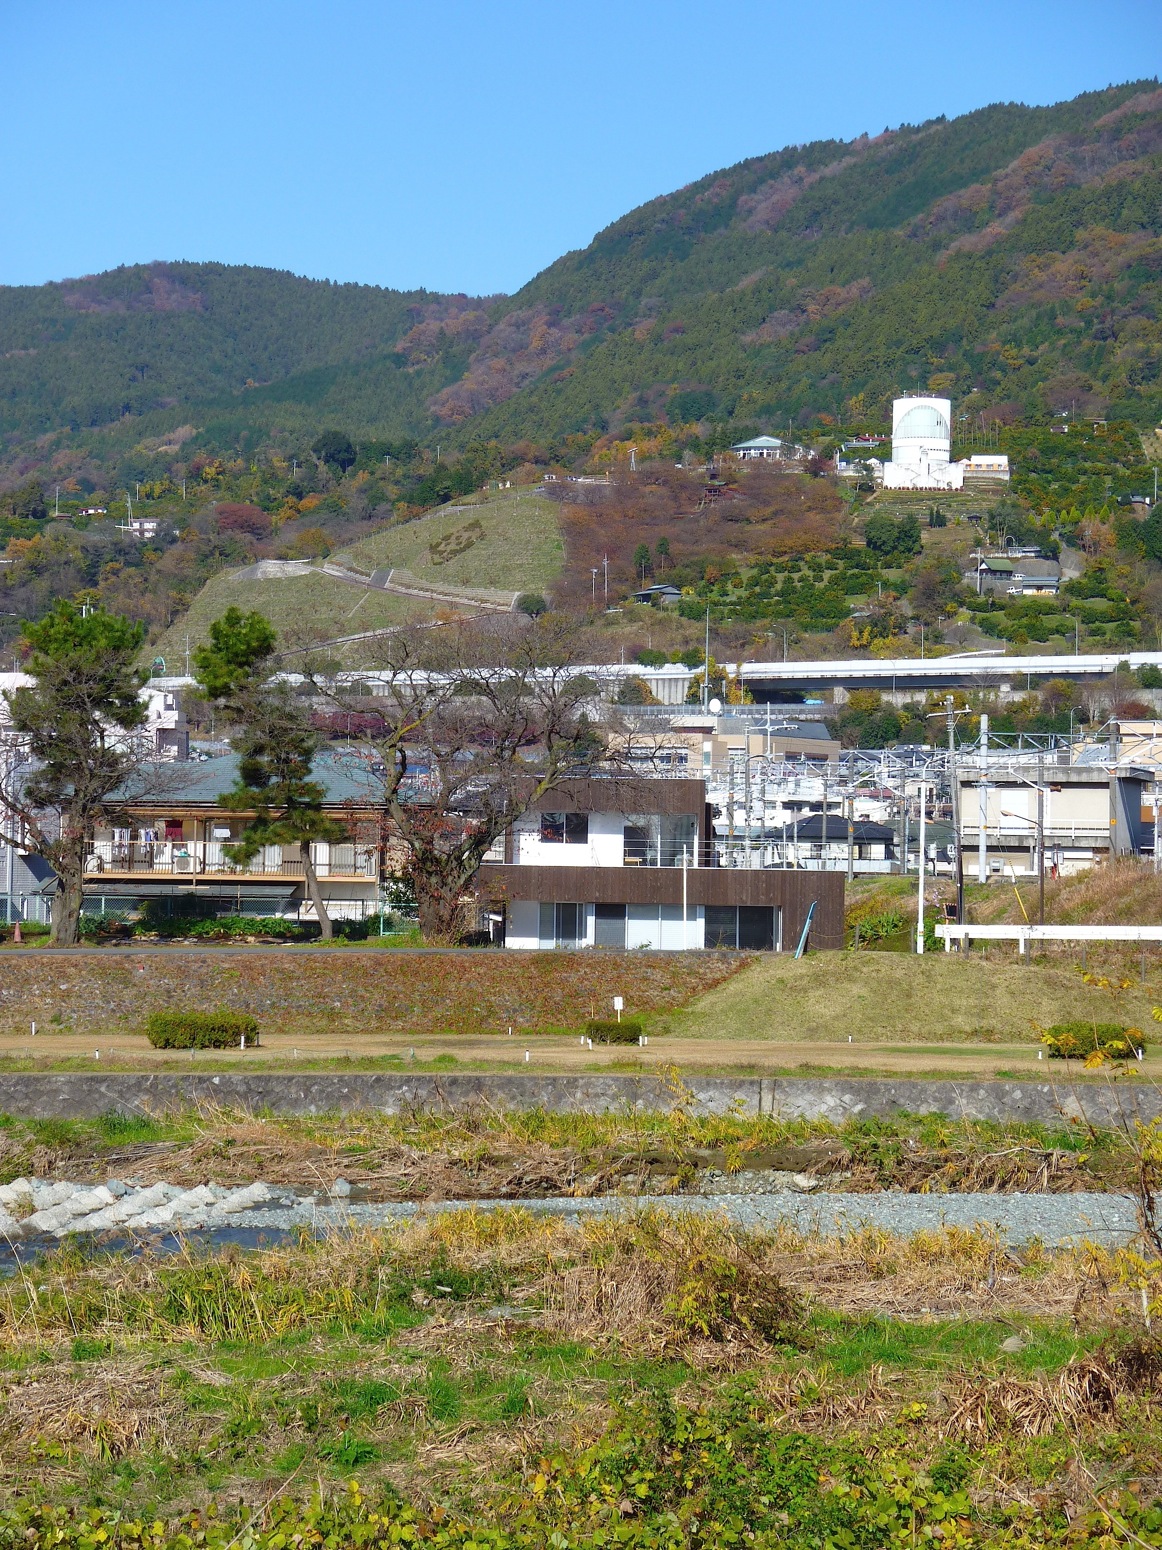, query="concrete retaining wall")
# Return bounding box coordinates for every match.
[0,1072,1158,1129]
